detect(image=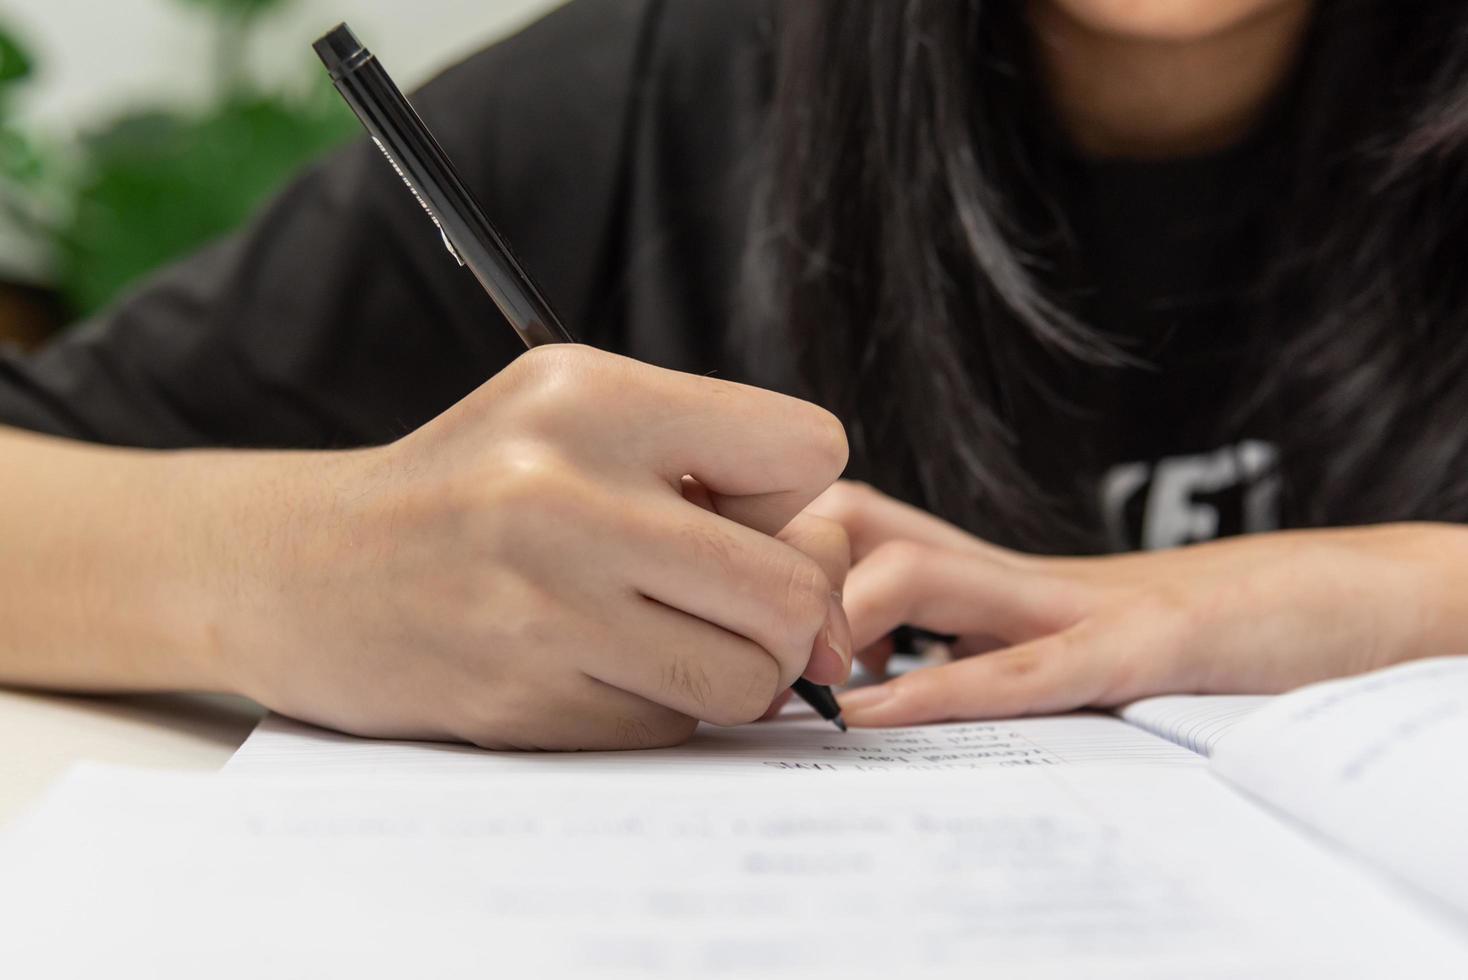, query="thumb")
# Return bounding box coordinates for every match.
[778,512,853,685]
